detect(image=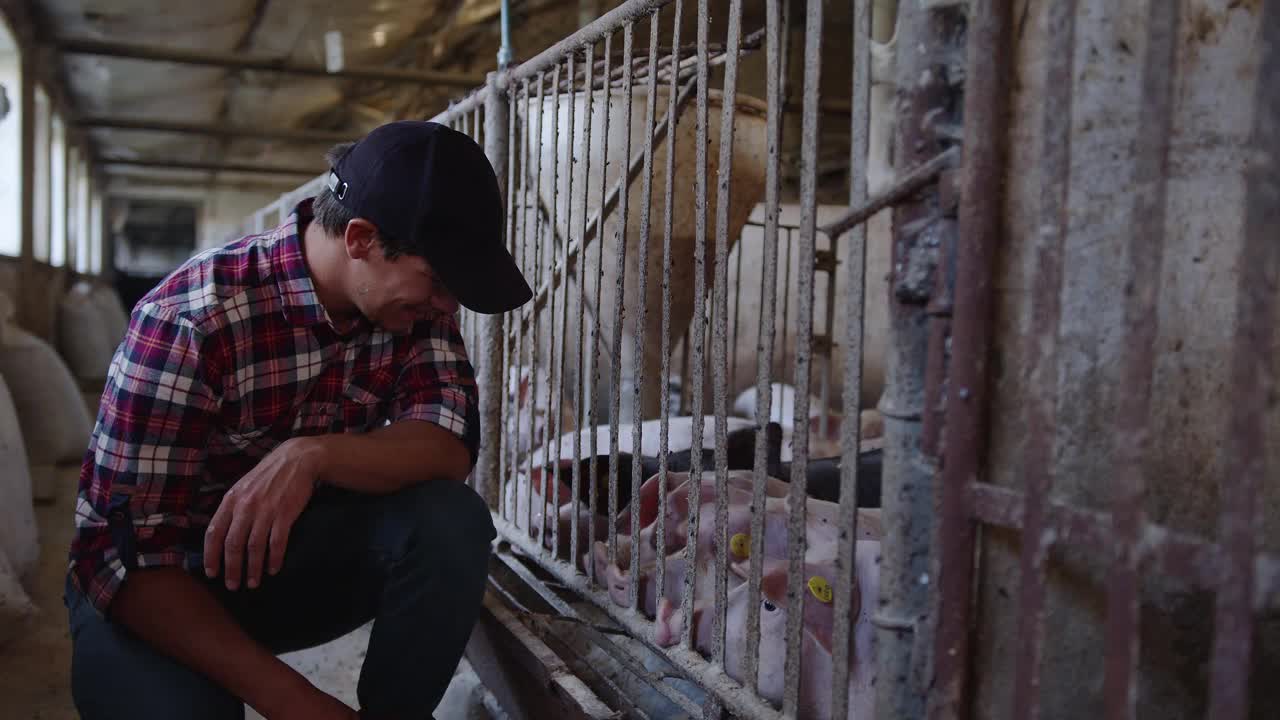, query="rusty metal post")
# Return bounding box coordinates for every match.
[928,0,1013,718]
[476,70,511,510]
[877,1,966,718]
